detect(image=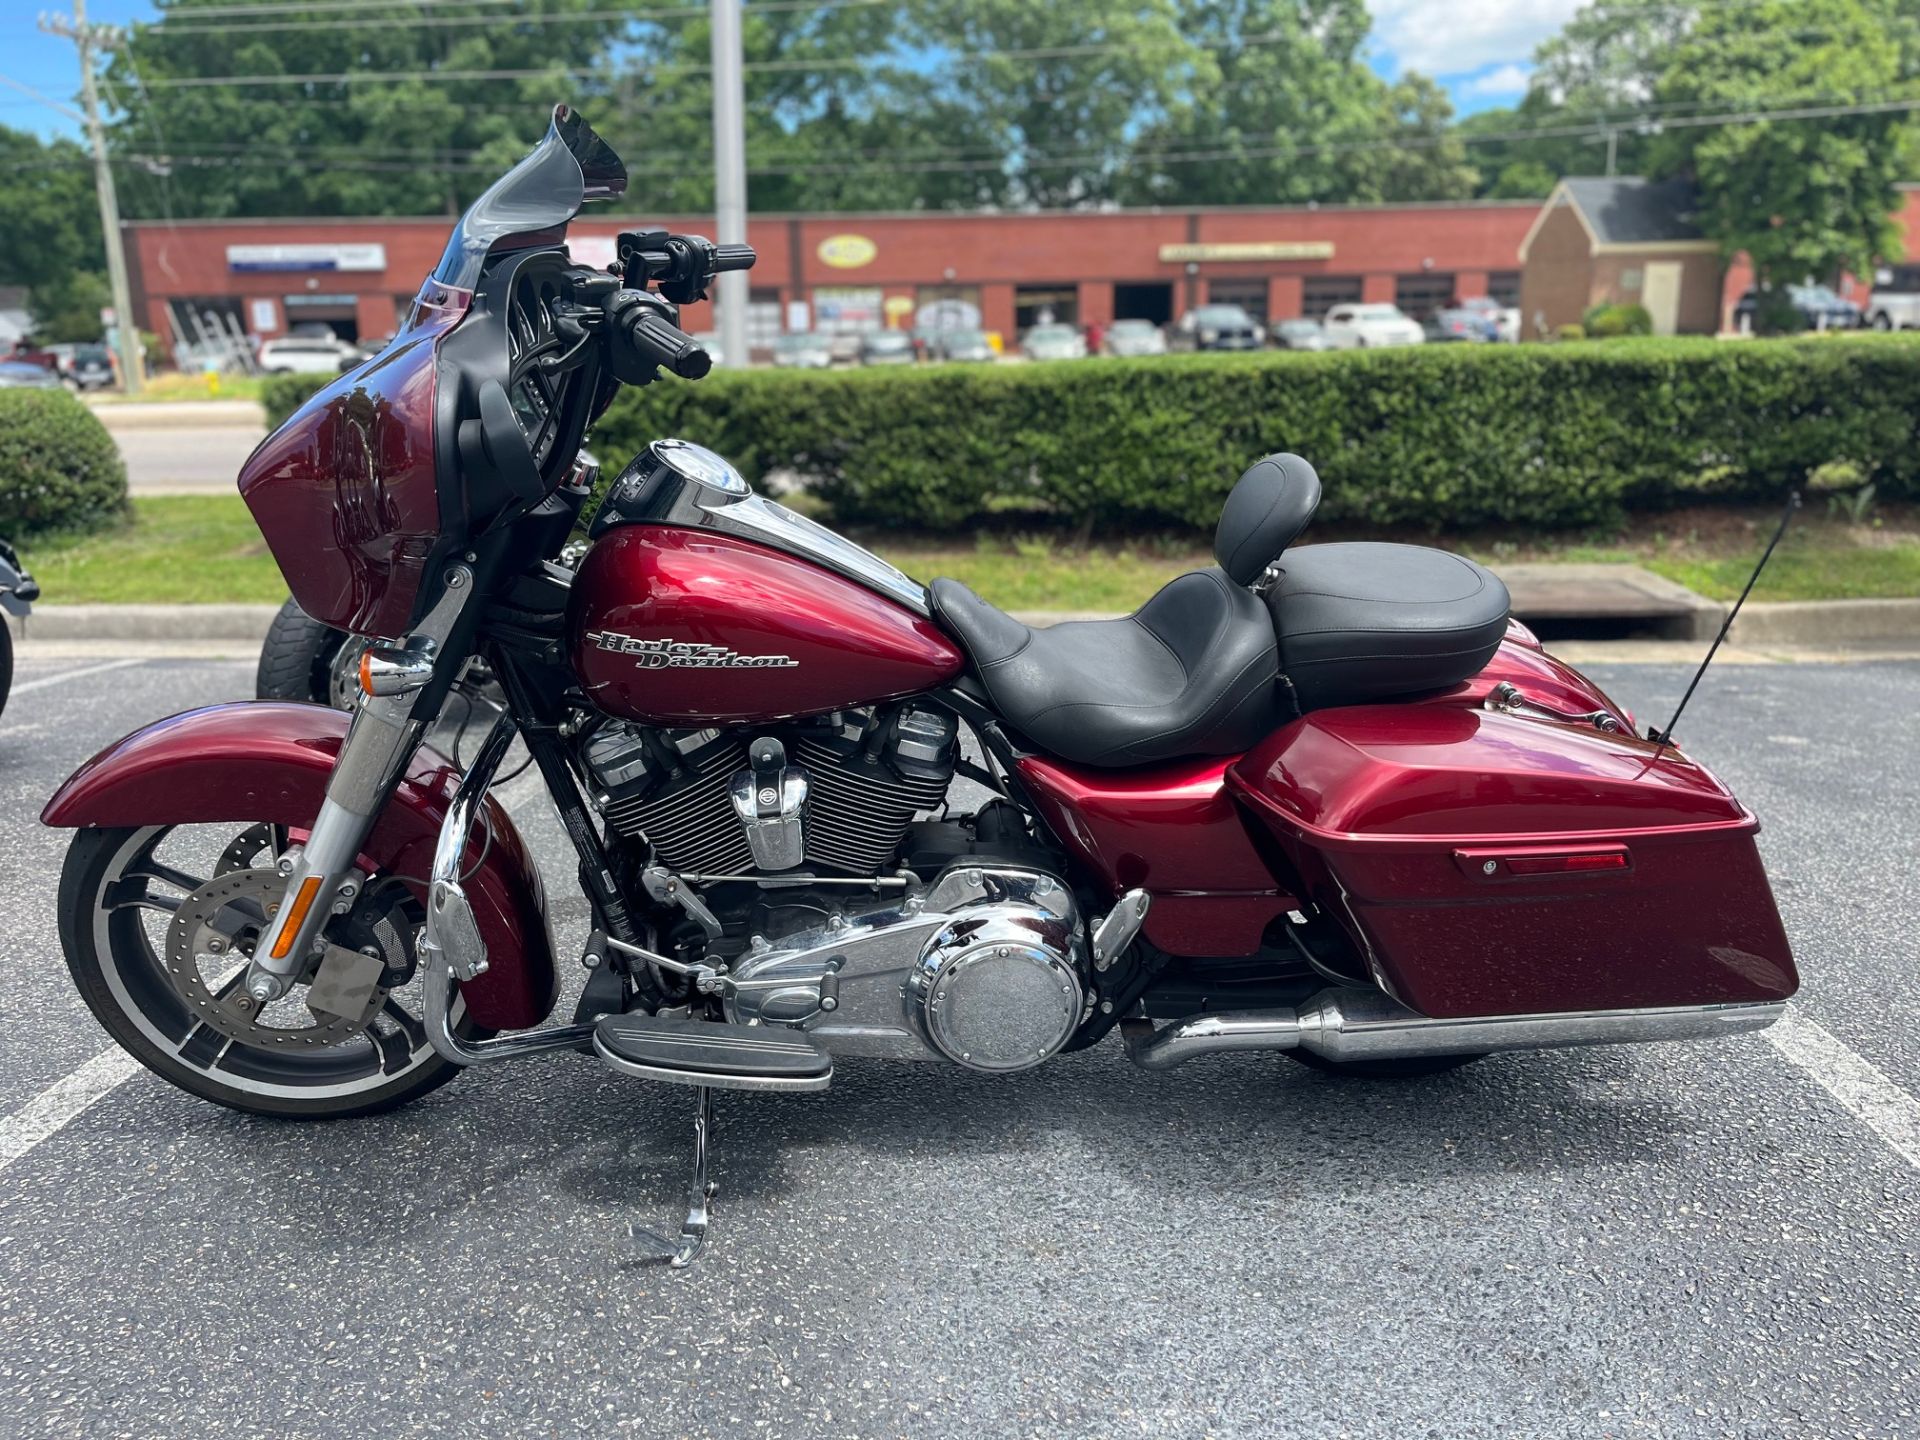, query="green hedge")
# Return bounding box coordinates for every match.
[263,336,1920,532]
[0,389,129,539]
